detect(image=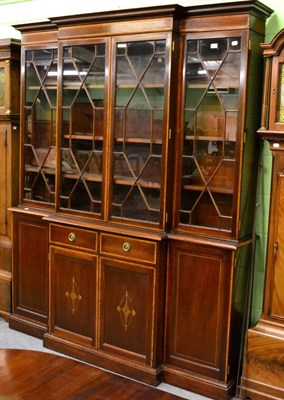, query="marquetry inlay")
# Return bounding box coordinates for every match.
[117,290,136,331]
[65,277,82,315]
